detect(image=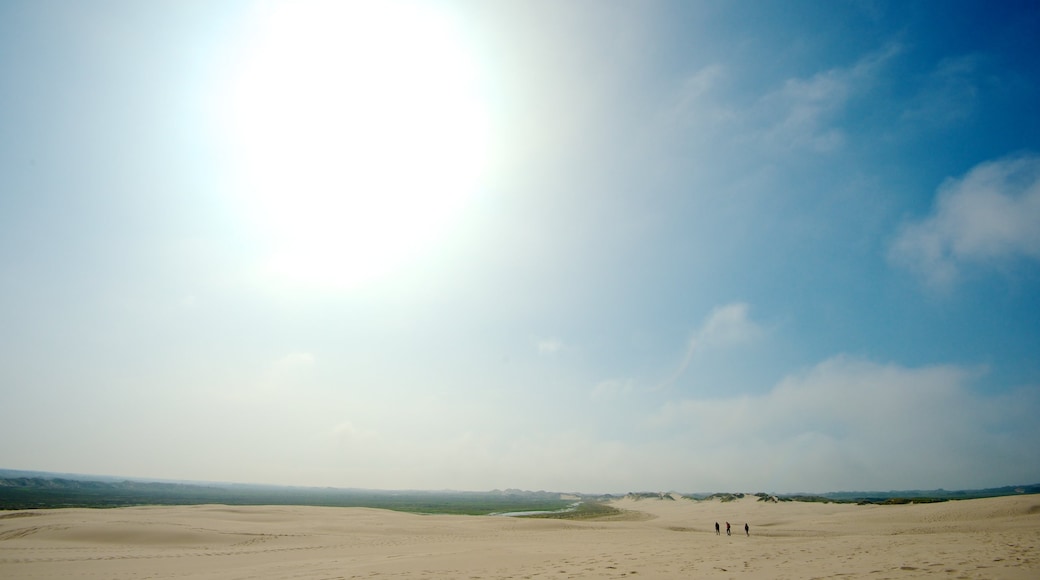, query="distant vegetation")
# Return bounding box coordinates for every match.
[870,497,949,505]
[2,470,1038,514]
[817,484,1040,504]
[0,476,572,515]
[729,486,1040,505]
[766,494,847,504]
[699,492,745,502]
[625,492,676,501]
